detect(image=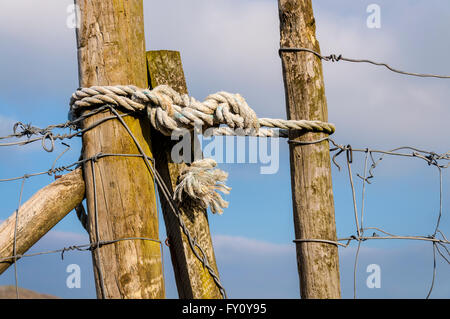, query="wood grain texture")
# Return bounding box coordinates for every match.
[278,0,341,298]
[0,169,85,275]
[75,0,164,298]
[147,50,223,299]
